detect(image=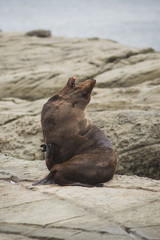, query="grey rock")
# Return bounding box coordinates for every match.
[1,31,160,240]
[0,96,159,179]
[25,29,51,38]
[0,34,160,177]
[130,226,160,240]
[89,110,160,179]
[1,33,159,101]
[0,154,160,240]
[0,233,33,240]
